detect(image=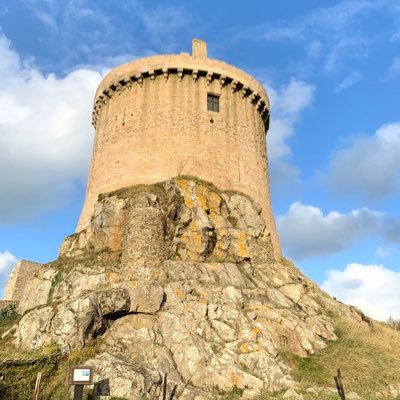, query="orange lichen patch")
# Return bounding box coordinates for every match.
[232,232,250,258]
[229,374,241,387]
[200,290,206,297]
[301,286,306,294]
[195,189,208,210]
[107,272,118,285]
[130,280,138,288]
[210,245,227,262]
[252,327,261,336]
[207,191,222,213]
[176,289,186,299]
[184,303,190,310]
[240,343,250,353]
[180,223,203,256]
